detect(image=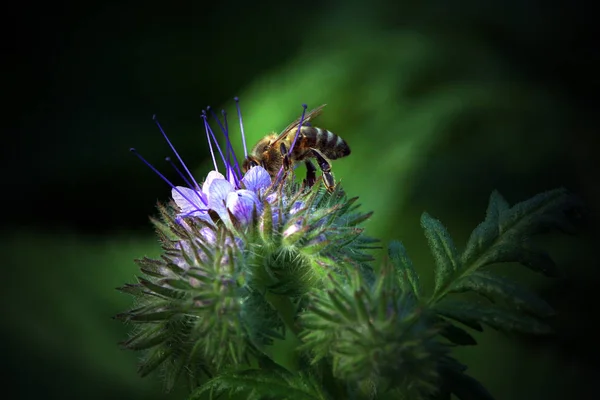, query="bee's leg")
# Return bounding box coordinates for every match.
[310,148,335,192]
[279,143,291,171]
[303,159,317,188]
